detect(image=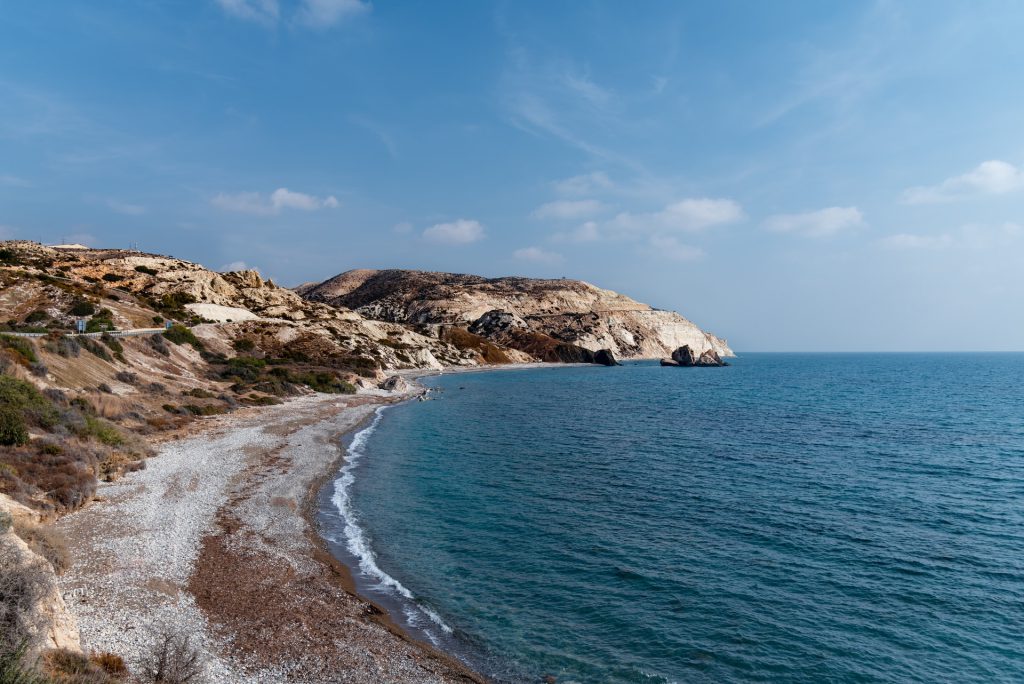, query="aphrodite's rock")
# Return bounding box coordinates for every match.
[671,345,700,366]
[663,345,727,367]
[593,349,620,366]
